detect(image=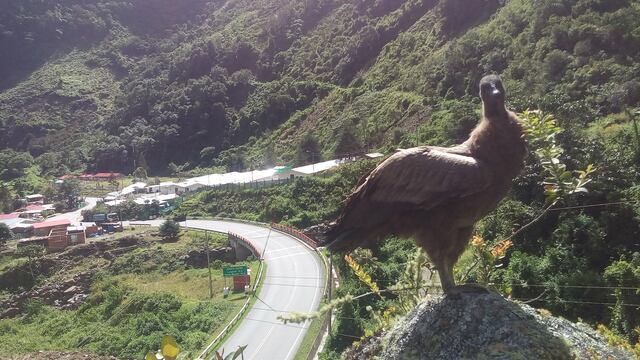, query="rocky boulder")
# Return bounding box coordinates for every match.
[348,291,633,360]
